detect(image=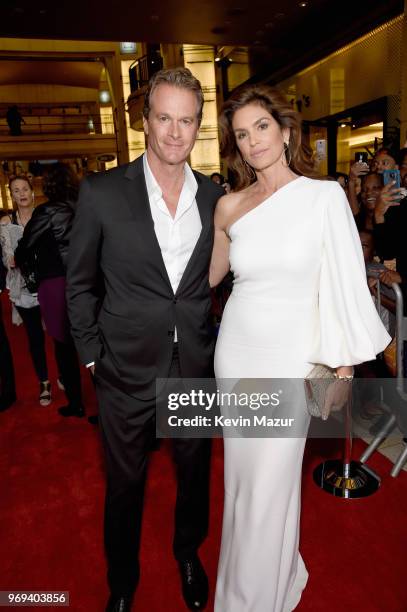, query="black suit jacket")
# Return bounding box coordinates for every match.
[66,156,224,399]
